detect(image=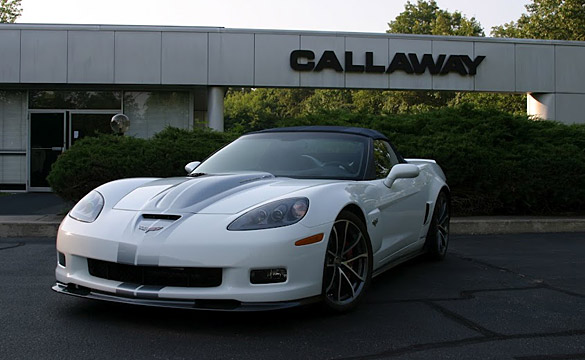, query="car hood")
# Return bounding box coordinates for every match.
[113,172,333,215]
